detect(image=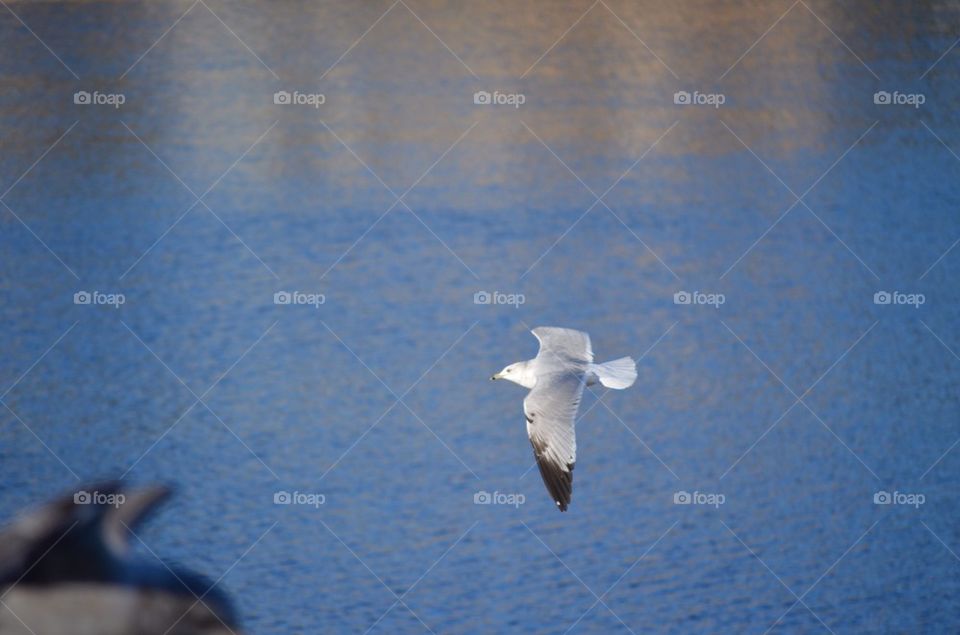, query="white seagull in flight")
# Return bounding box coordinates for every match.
[491,327,637,511]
